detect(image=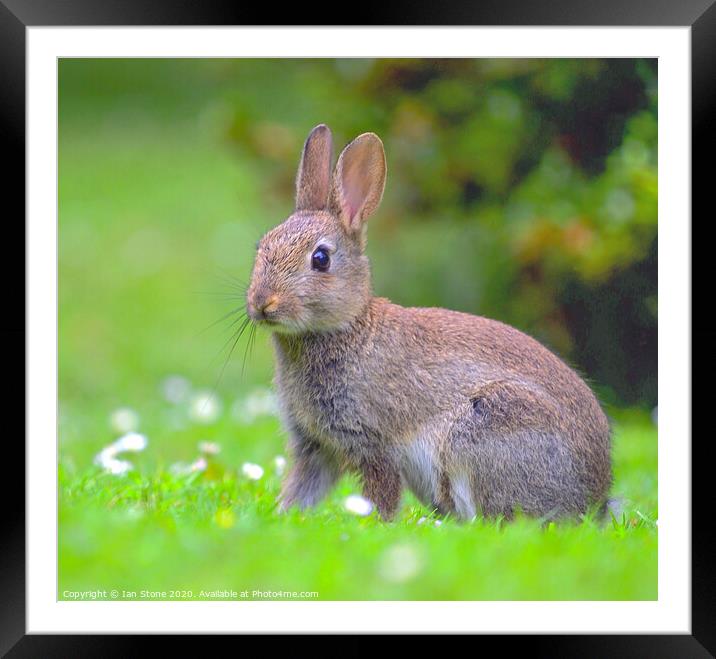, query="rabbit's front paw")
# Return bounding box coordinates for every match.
[360,459,402,521]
